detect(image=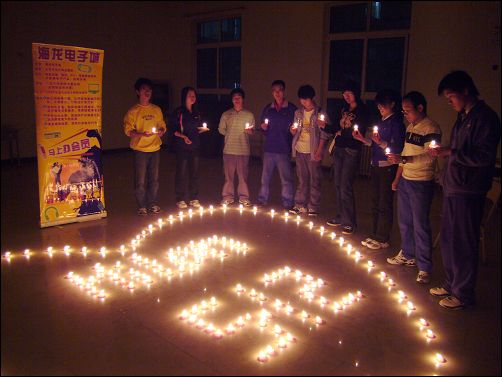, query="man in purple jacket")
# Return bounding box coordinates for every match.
[257,80,297,210]
[429,71,501,310]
